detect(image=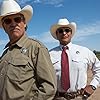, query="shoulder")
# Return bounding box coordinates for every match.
[49,46,61,58]
[71,43,91,51]
[70,43,95,57]
[28,38,47,48]
[49,46,60,52]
